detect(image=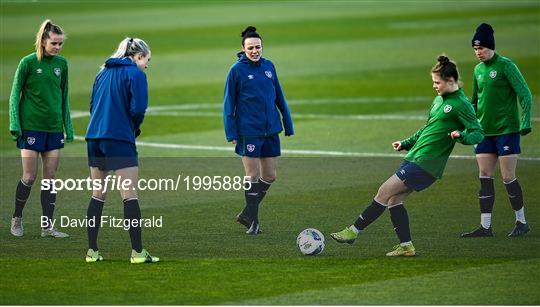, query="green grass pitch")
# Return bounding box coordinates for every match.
[1,1,539,305]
